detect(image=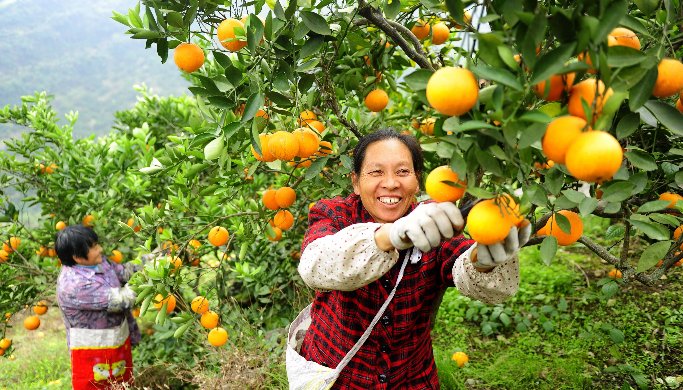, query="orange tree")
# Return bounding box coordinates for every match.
[0,0,682,365]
